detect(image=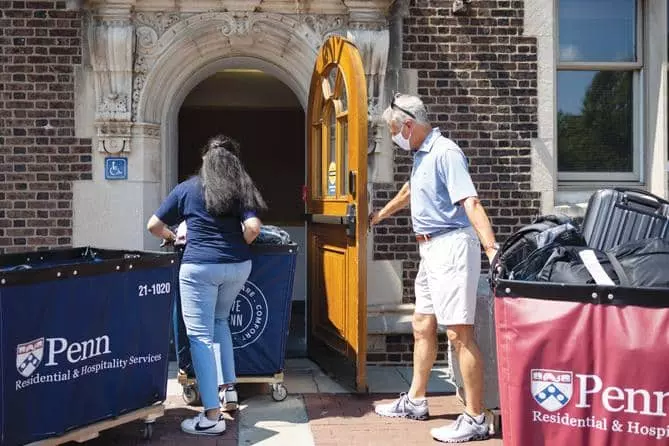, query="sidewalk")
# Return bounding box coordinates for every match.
[65,359,503,445]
